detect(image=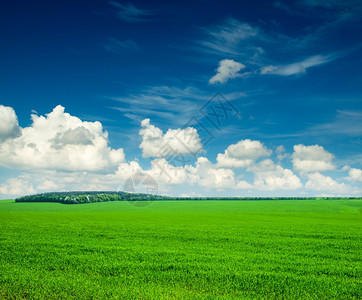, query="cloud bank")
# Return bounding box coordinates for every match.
[0,105,360,198]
